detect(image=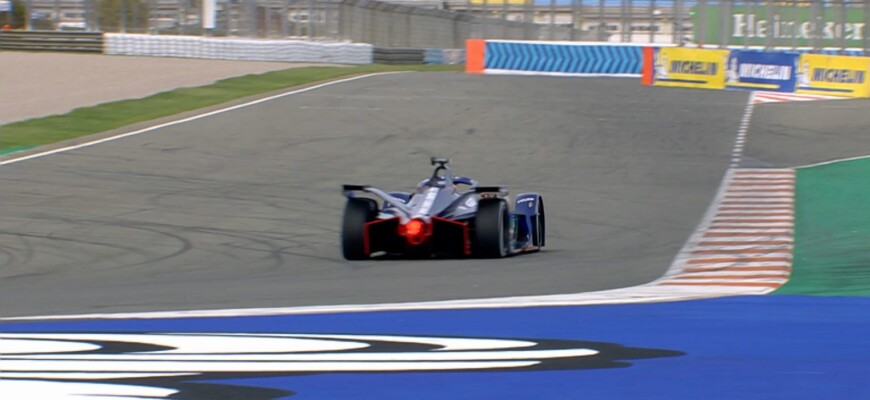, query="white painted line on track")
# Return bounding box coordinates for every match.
[732,170,794,175]
[727,186,794,190]
[714,210,794,215]
[713,217,794,222]
[719,206,793,210]
[691,245,792,251]
[705,229,793,234]
[723,191,794,196]
[299,106,383,111]
[793,154,870,169]
[0,286,769,321]
[708,226,793,230]
[729,92,755,168]
[681,261,792,268]
[731,181,794,185]
[0,72,407,167]
[687,255,792,261]
[719,198,793,203]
